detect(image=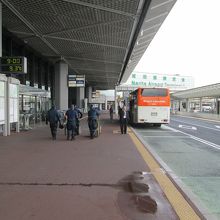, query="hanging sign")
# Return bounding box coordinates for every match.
[68,74,85,87]
[0,57,27,74]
